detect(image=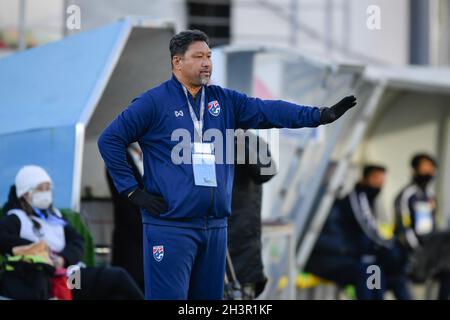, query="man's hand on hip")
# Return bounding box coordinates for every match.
[128,189,168,216]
